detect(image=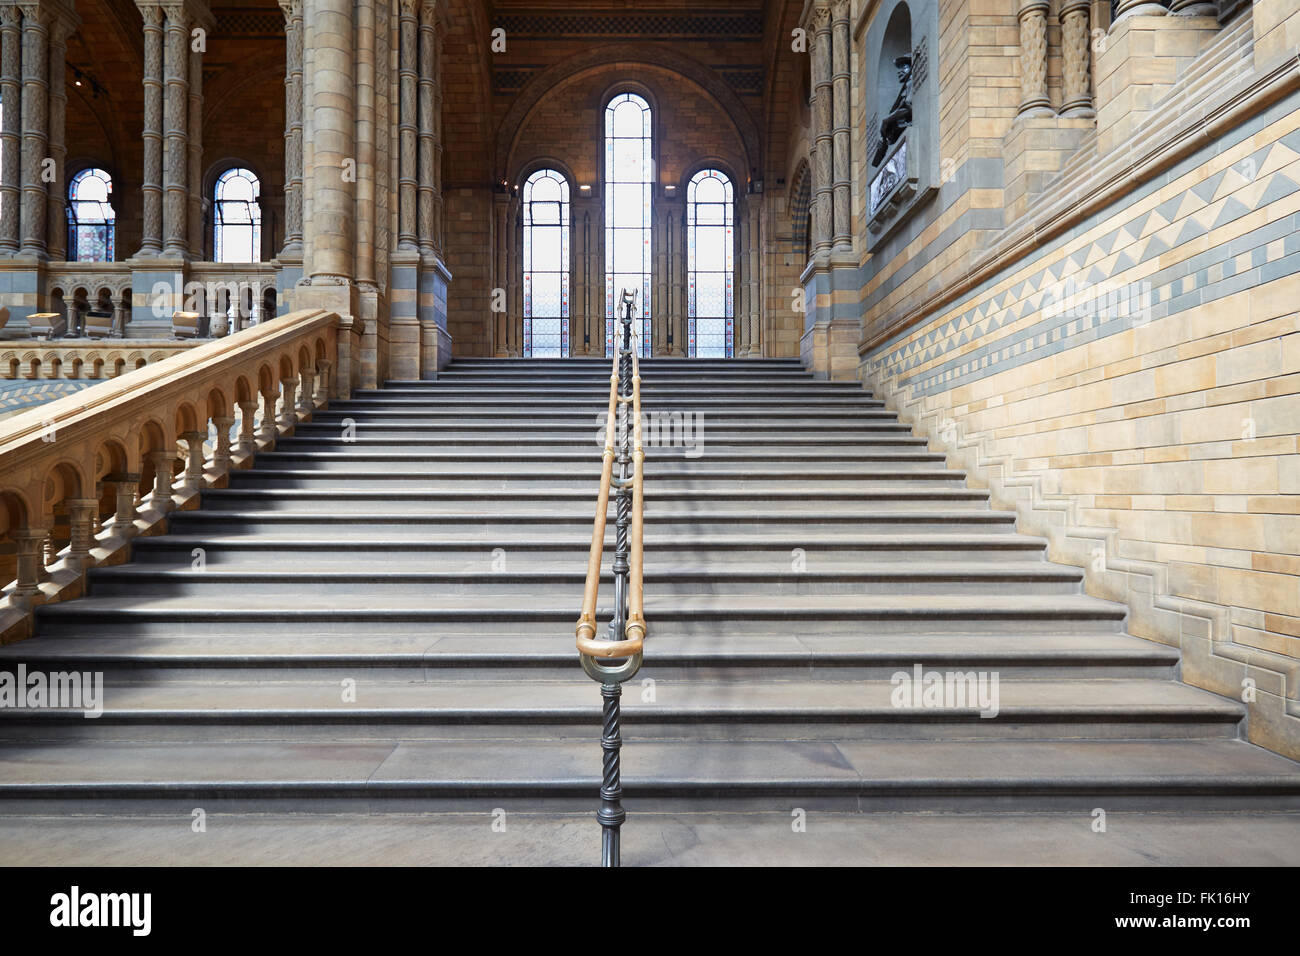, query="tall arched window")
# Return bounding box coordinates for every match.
[522,168,570,358]
[67,167,115,262]
[213,167,261,262]
[604,92,652,357]
[687,168,735,358]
